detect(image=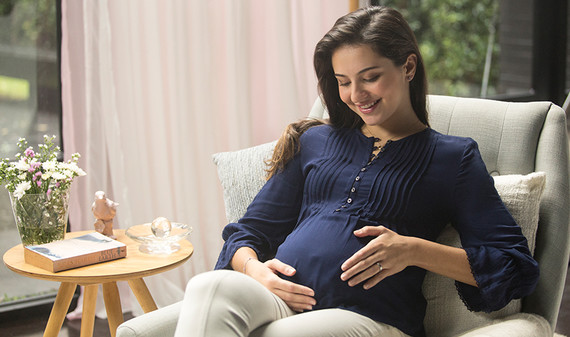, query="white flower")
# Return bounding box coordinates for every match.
[63,169,73,178]
[42,160,57,172]
[14,157,29,171]
[0,137,86,197]
[14,181,31,199]
[52,172,67,180]
[59,162,86,177]
[67,162,86,176]
[76,167,87,176]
